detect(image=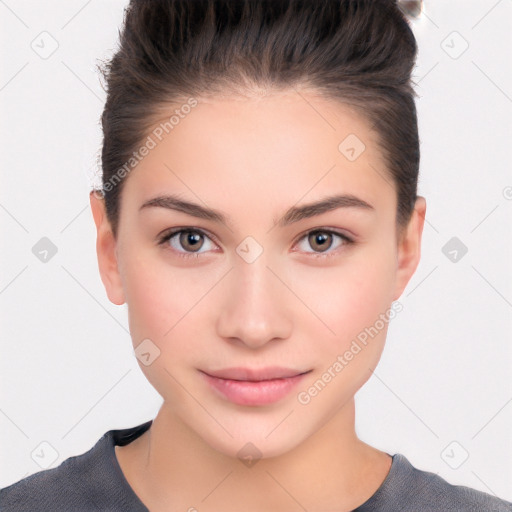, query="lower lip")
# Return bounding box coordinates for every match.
[200,371,309,406]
